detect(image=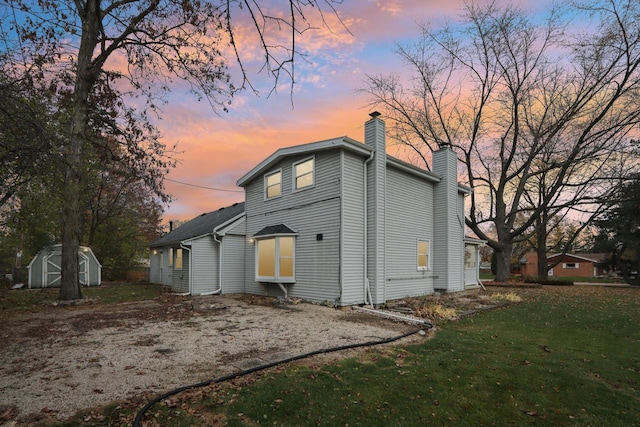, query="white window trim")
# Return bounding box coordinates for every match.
[255,236,296,283]
[264,169,283,200]
[168,247,174,267]
[292,156,315,192]
[563,262,579,269]
[417,239,431,271]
